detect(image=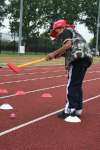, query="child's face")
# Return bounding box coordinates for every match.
[55,28,64,35]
